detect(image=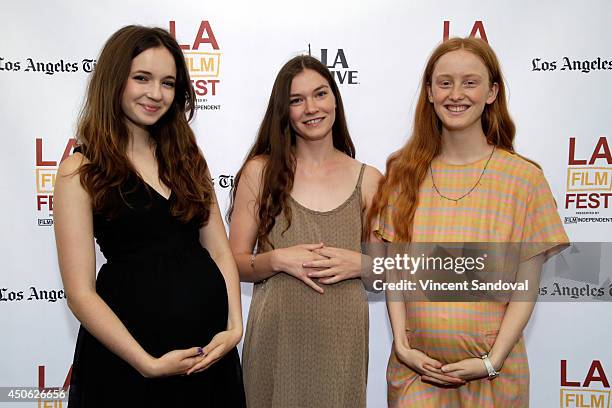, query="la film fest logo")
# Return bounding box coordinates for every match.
[35,138,76,226]
[36,364,71,407]
[442,20,488,42]
[564,136,612,224]
[2,359,70,405]
[169,20,221,111]
[560,360,610,407]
